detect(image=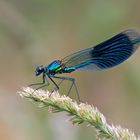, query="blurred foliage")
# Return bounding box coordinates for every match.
[0,0,140,140]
